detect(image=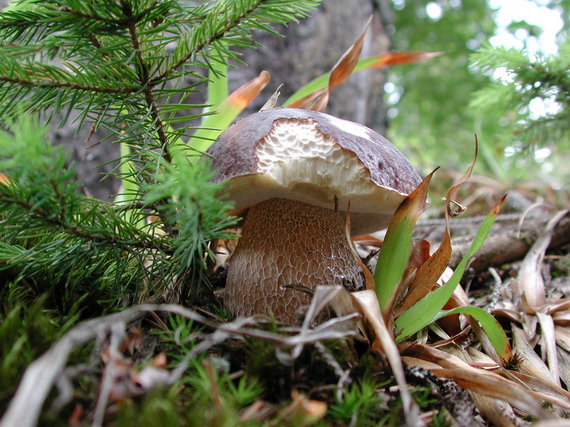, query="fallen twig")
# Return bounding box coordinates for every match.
[449,211,570,271]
